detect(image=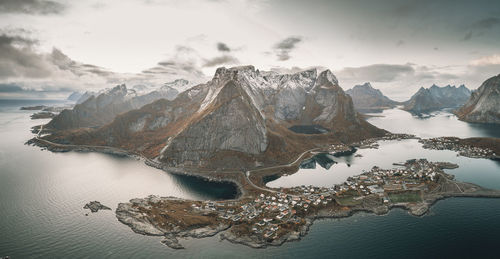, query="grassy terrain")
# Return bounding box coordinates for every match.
[388,191,422,203]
